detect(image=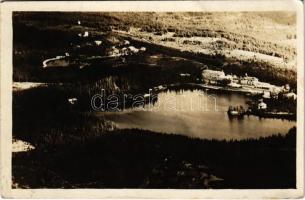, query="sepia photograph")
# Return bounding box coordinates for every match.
[0,0,304,199]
